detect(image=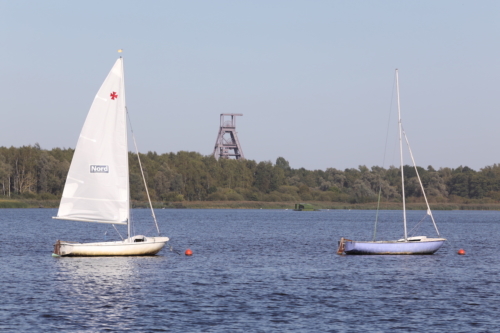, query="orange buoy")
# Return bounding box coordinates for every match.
[457,249,466,255]
[185,249,193,256]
